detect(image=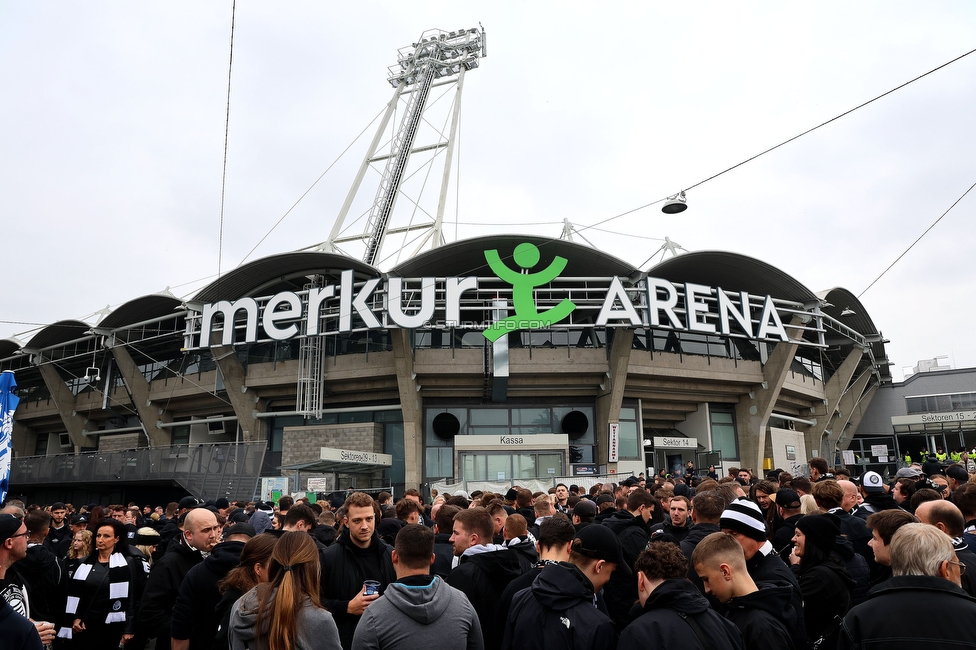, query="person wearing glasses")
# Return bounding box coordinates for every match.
[913,500,976,597]
[0,513,56,647]
[839,523,976,649]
